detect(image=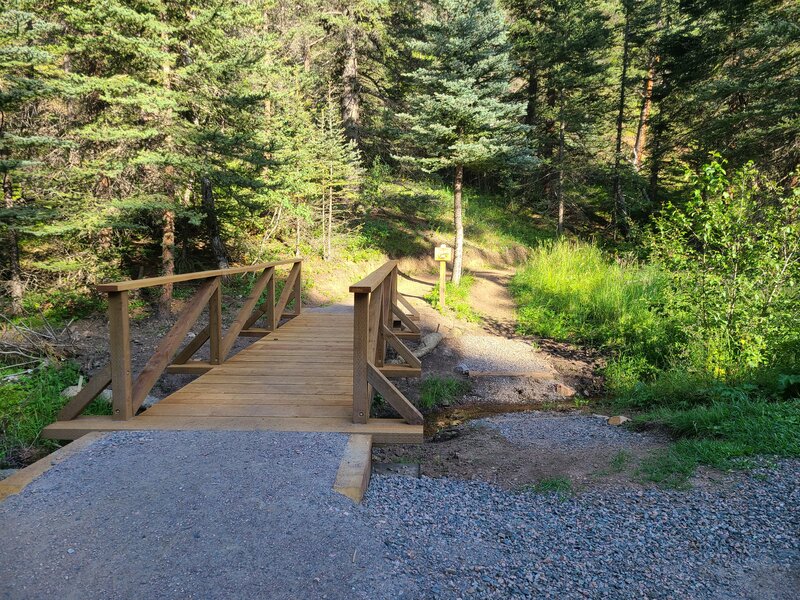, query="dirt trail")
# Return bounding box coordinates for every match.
[467,269,517,336]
